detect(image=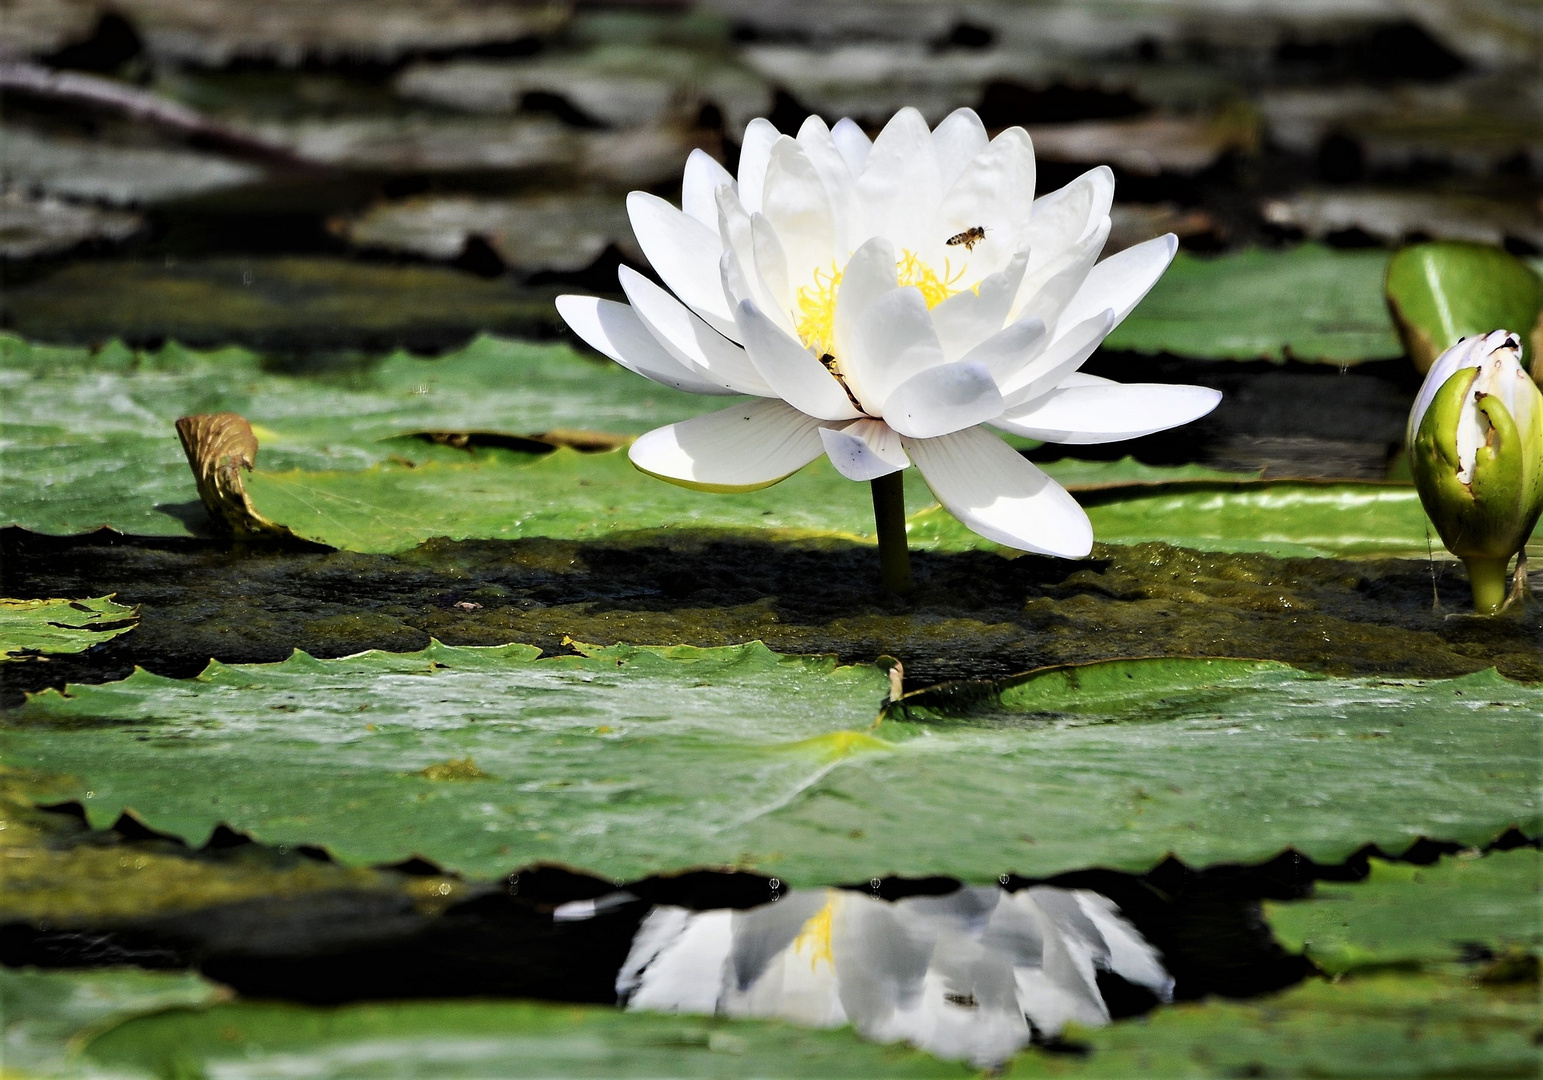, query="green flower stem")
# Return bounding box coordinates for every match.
[1464,555,1512,615]
[869,472,913,596]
